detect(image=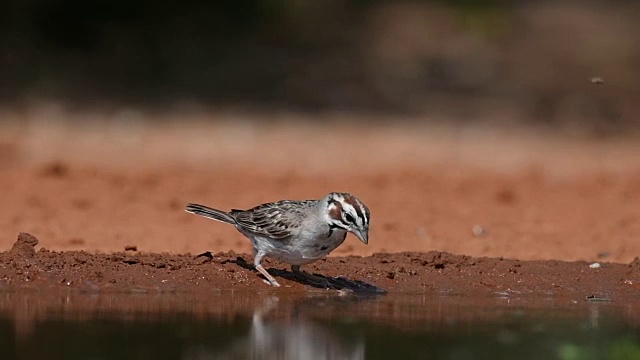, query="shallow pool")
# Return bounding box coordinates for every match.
[0,290,638,359]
